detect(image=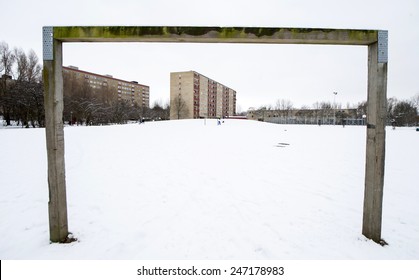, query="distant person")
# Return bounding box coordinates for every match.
[217,118,221,125]
[391,119,396,130]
